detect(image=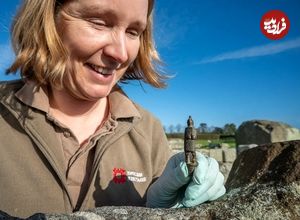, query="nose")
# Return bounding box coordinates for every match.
[103,30,129,65]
